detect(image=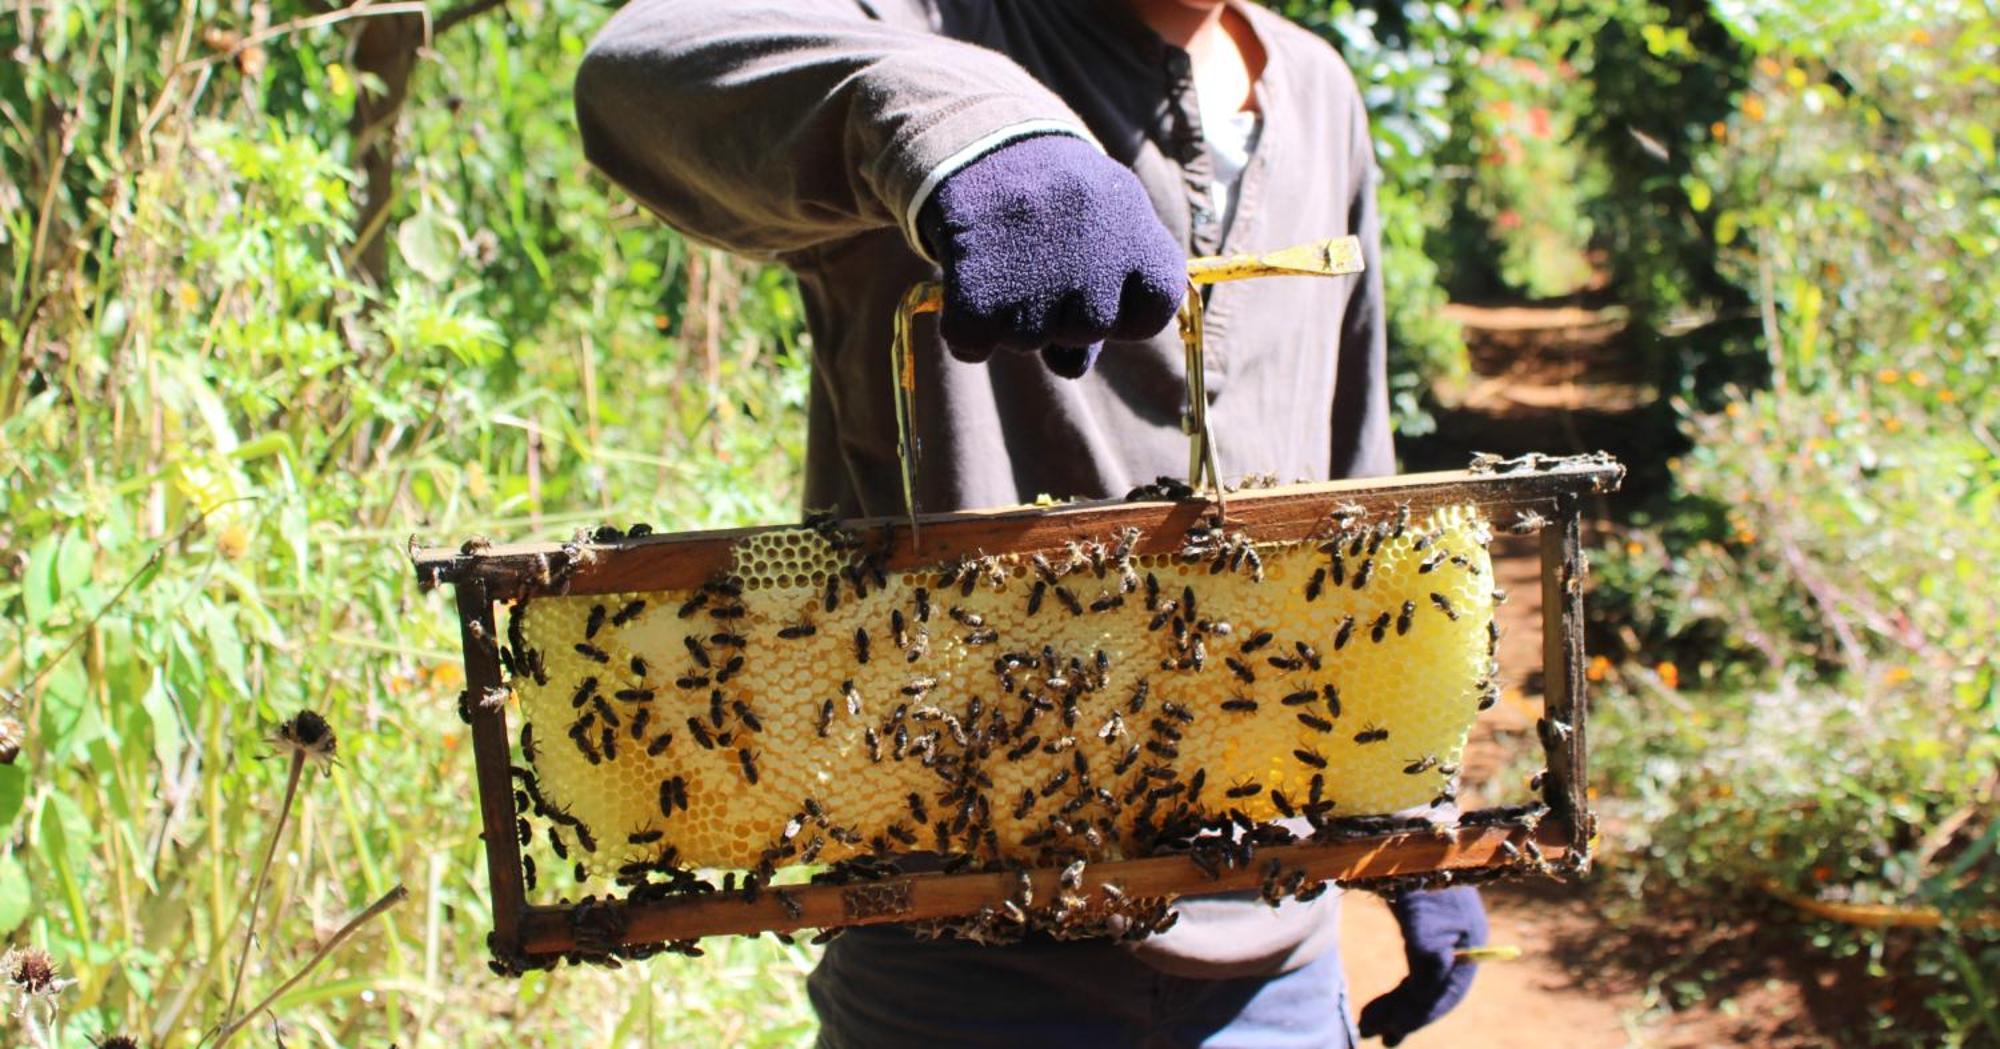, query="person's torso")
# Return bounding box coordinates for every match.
[791,0,1372,521]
